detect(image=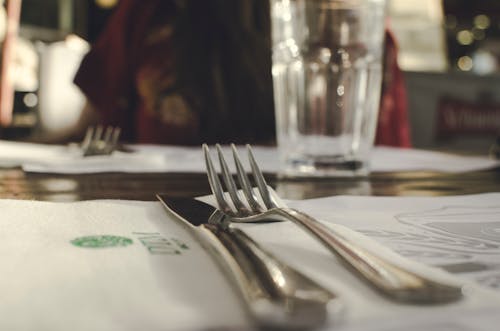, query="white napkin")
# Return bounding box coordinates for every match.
[0,140,68,168]
[0,140,168,173]
[1,140,498,174]
[0,199,248,331]
[112,145,500,174]
[20,144,279,174]
[371,146,500,173]
[20,145,500,173]
[2,193,500,331]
